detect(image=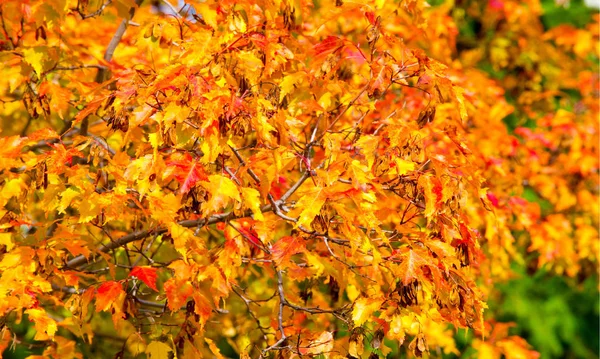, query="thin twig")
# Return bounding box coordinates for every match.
[74,0,113,19]
[261,270,288,356]
[159,0,183,18]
